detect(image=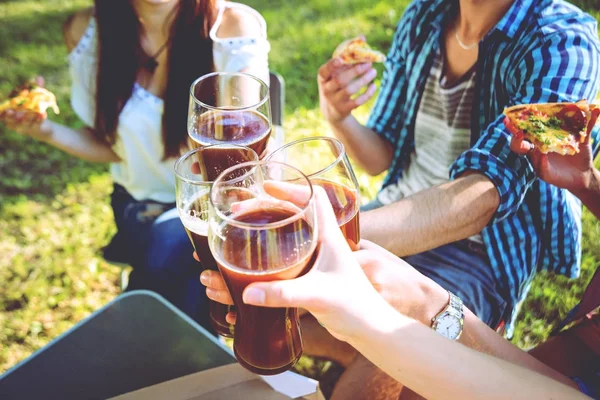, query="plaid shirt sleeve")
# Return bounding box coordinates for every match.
[366,2,417,146]
[450,28,600,224]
